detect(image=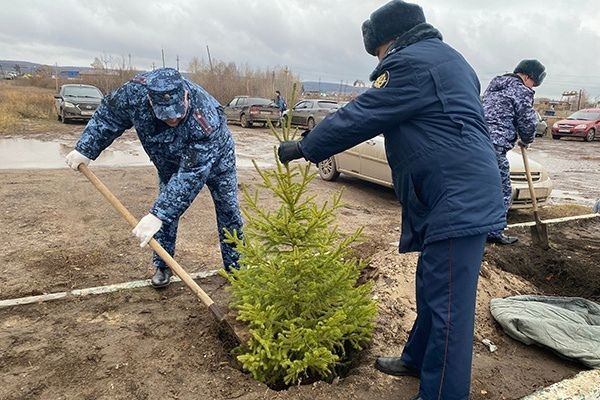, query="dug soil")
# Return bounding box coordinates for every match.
[1,126,598,400]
